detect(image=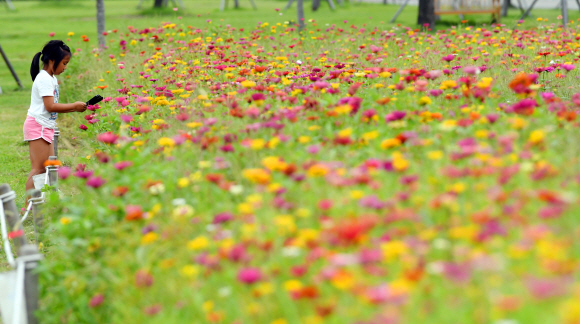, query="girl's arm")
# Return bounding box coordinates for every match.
[43,96,87,113]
